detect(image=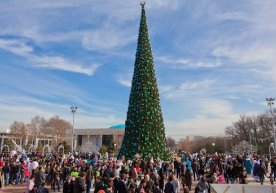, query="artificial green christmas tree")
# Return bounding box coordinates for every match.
[118,2,171,161]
